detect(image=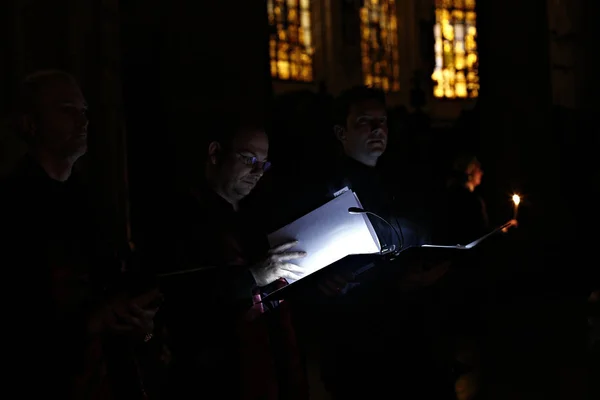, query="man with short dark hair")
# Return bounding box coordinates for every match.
[153,116,308,399]
[275,86,433,259]
[332,85,388,167]
[268,86,453,399]
[1,70,161,399]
